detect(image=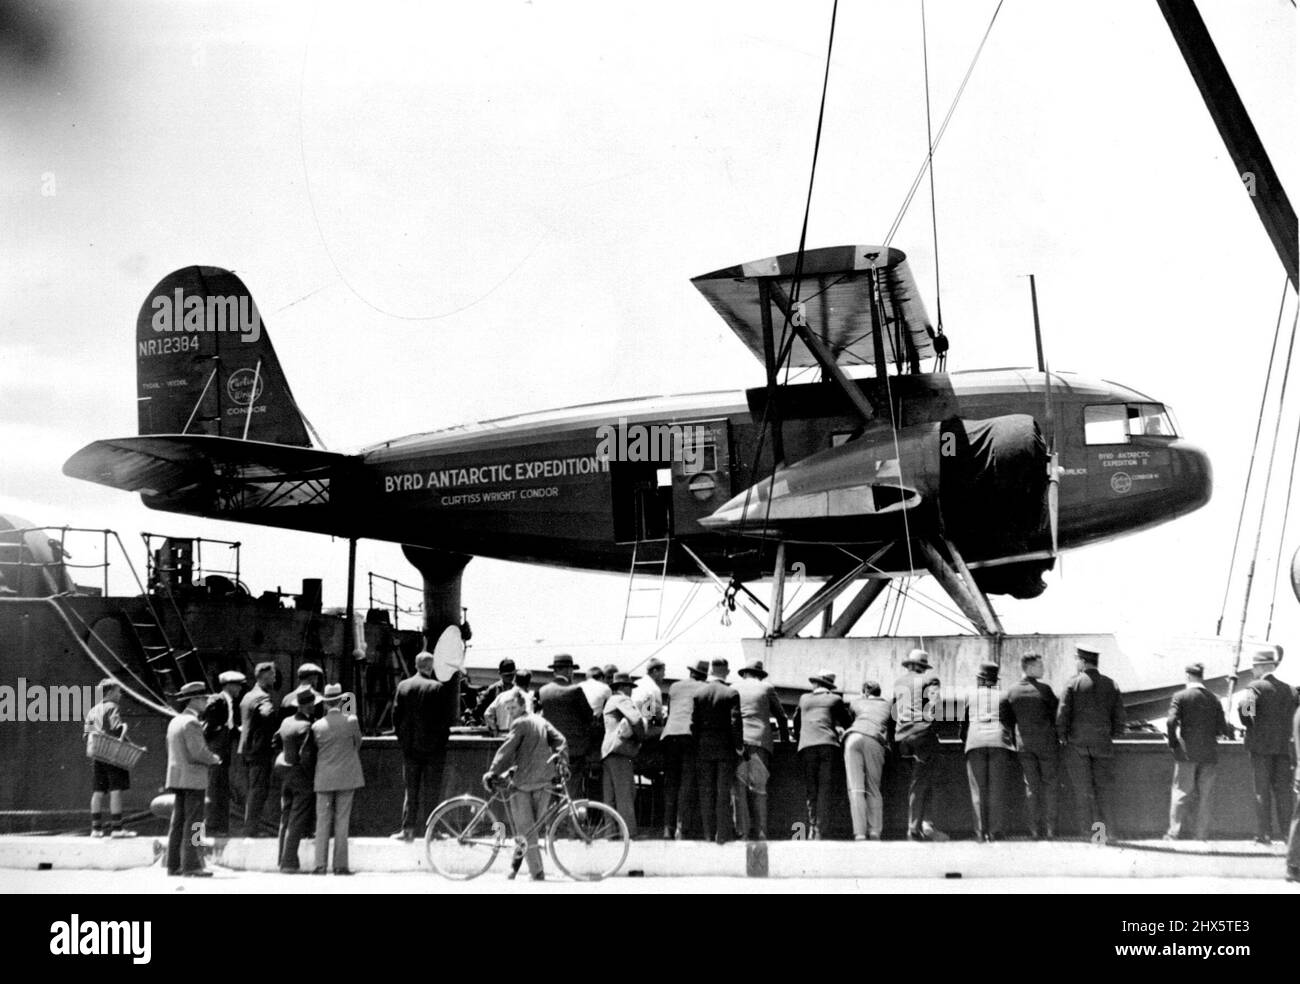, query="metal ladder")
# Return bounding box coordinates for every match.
[620,536,671,640]
[124,606,193,697]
